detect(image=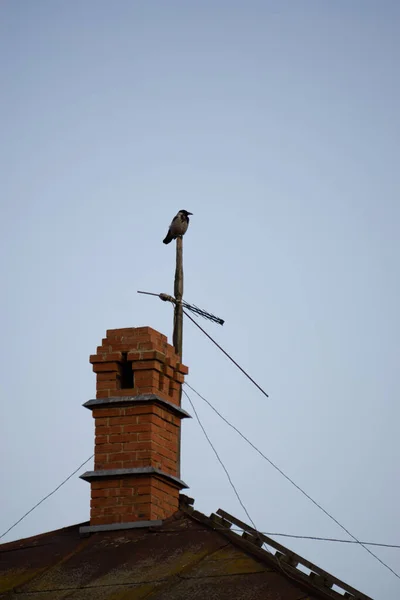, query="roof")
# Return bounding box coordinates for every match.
[0,495,372,600]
